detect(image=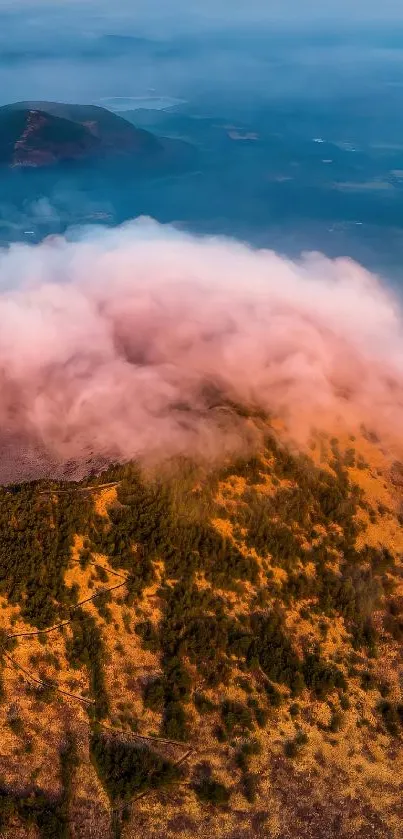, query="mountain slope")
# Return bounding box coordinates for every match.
[0,102,195,170]
[0,419,402,838]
